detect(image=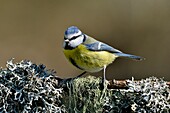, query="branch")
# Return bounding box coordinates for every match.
[108,79,170,89]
